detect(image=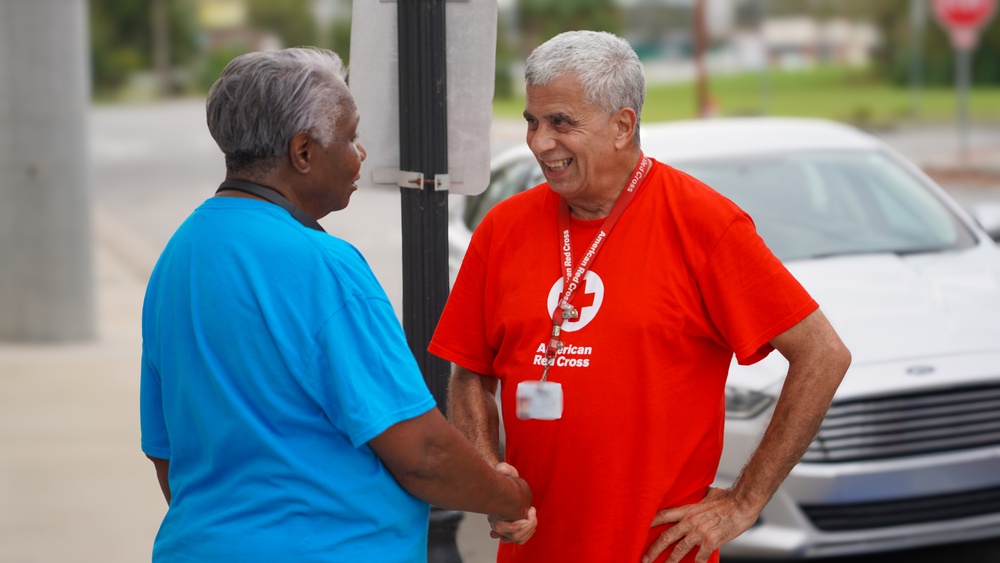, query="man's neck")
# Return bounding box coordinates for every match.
[567,198,616,221]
